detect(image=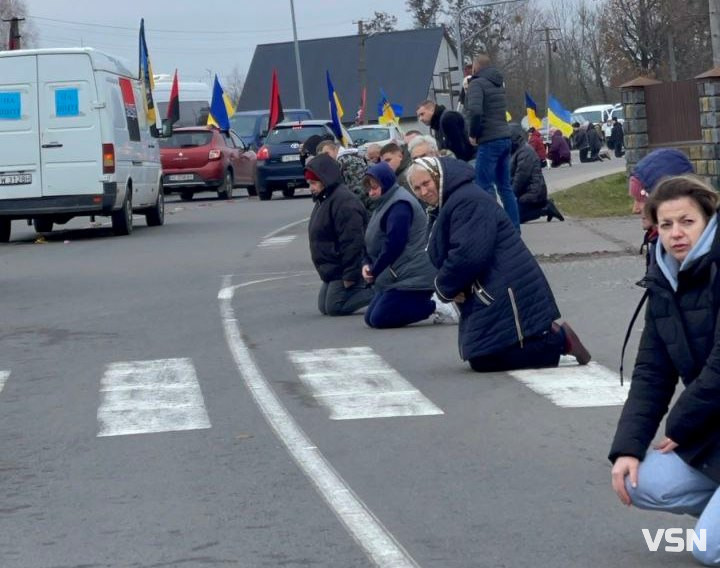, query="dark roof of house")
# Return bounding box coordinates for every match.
[239,27,448,121]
